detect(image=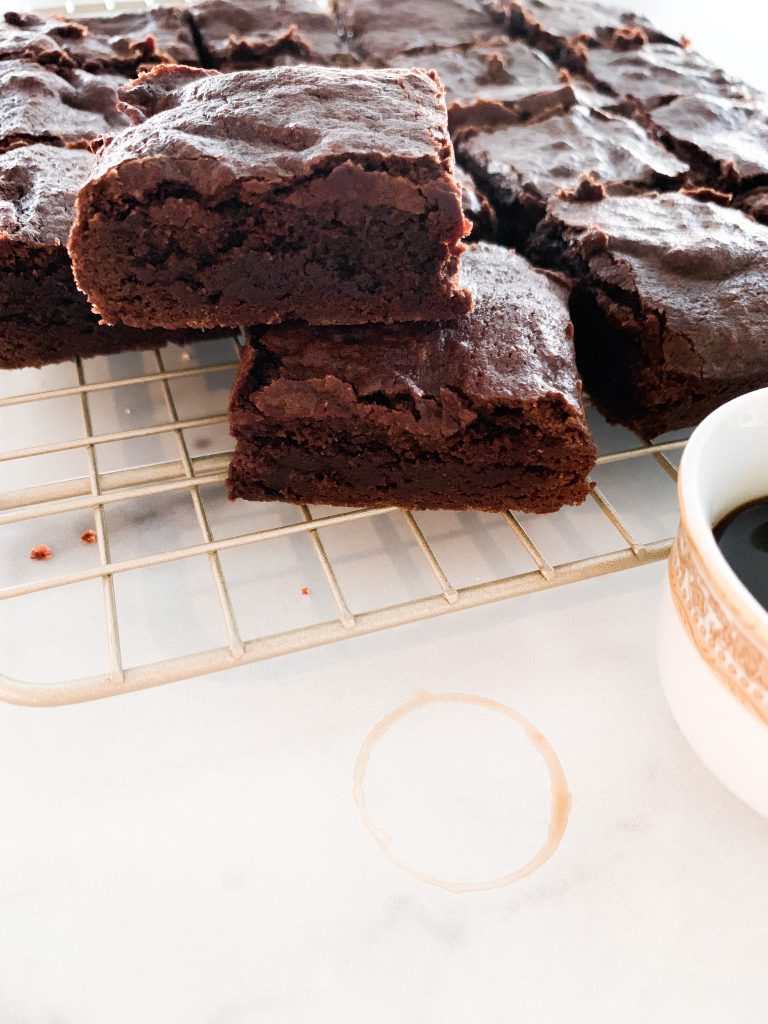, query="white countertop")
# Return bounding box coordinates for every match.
[1,3,768,1021]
